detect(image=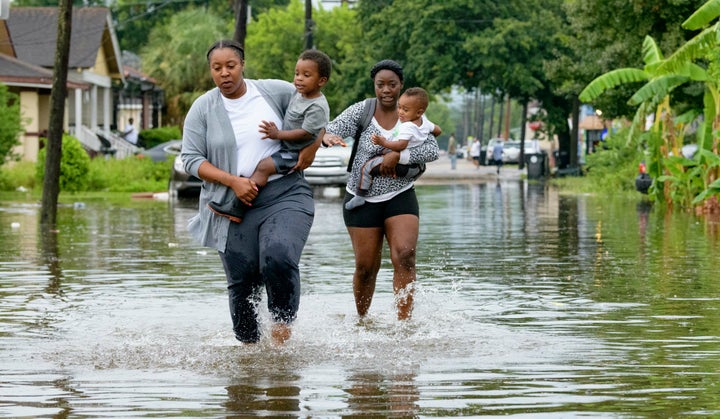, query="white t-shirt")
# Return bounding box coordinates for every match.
[221,83,282,177]
[125,124,138,145]
[395,115,434,149]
